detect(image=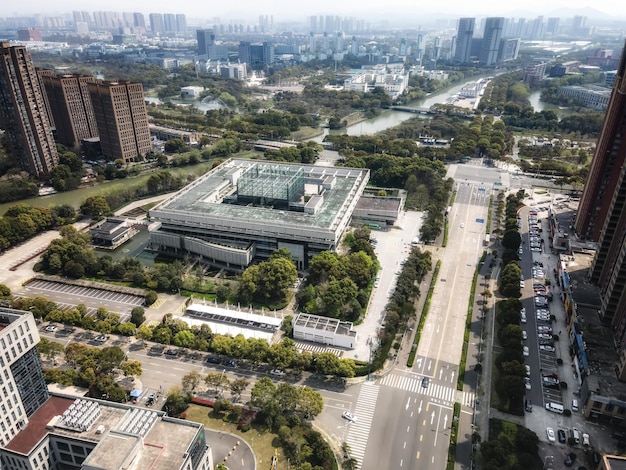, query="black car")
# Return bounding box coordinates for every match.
[223,360,237,367]
[525,399,532,412]
[422,377,429,388]
[564,453,577,467]
[164,349,178,356]
[206,356,221,364]
[558,429,566,443]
